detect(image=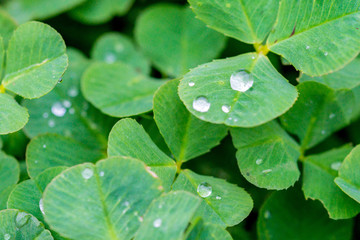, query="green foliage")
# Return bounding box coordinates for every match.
[1,0,360,239]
